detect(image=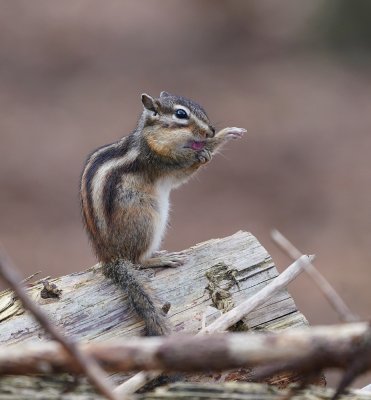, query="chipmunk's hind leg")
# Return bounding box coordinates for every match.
[141,252,187,268]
